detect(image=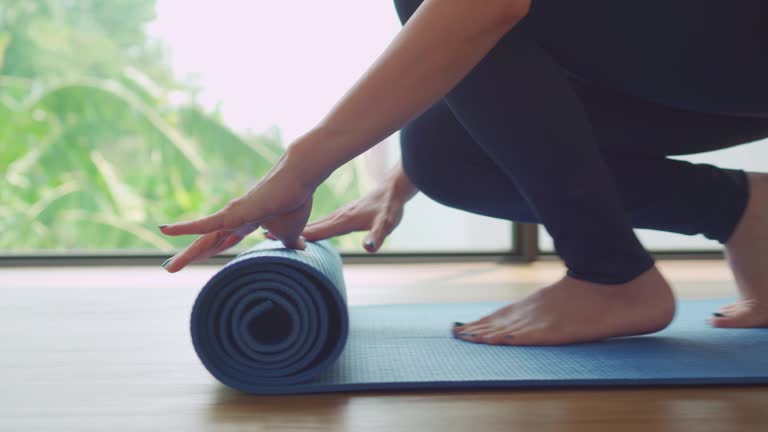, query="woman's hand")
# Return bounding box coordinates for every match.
[158,150,317,273]
[276,184,404,253]
[266,162,418,253]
